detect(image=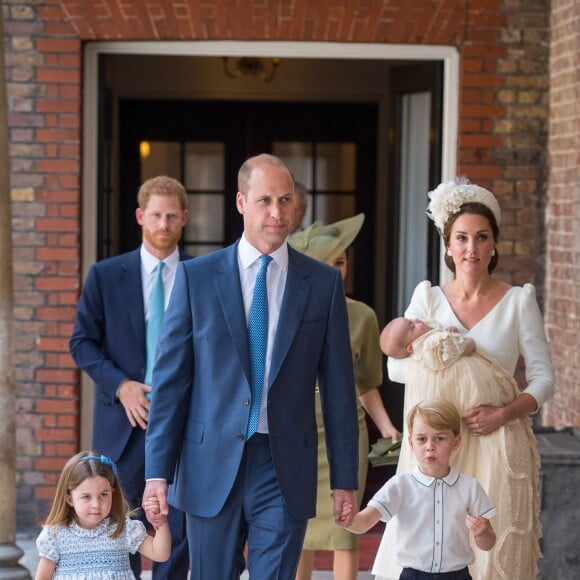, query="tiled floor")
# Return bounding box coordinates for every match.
[18,533,379,579]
